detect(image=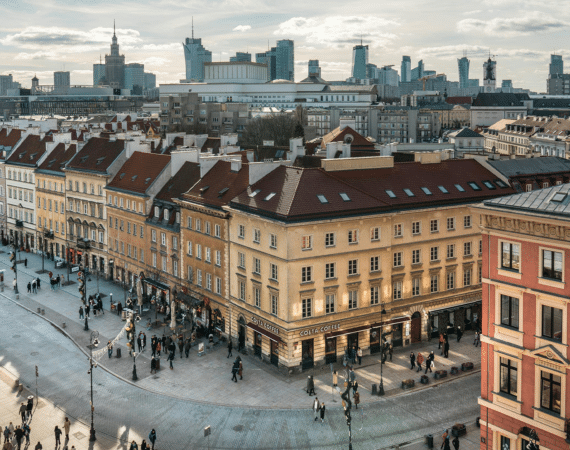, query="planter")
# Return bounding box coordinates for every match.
[434,370,448,379]
[450,366,459,375]
[401,379,415,390]
[451,423,466,437]
[461,362,474,371]
[420,375,429,385]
